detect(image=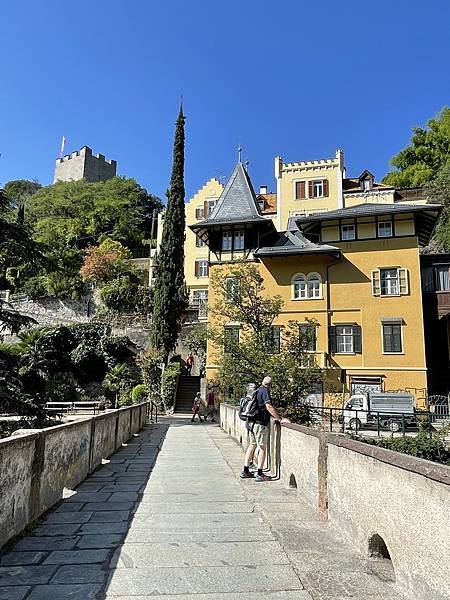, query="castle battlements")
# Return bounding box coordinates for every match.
[54,146,117,183]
